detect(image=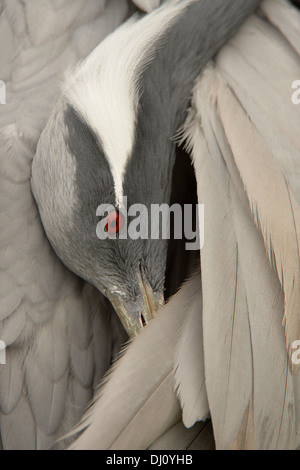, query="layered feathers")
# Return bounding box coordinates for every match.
[68,271,209,450]
[0,0,129,449]
[1,0,300,451]
[68,0,300,450]
[182,0,300,448]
